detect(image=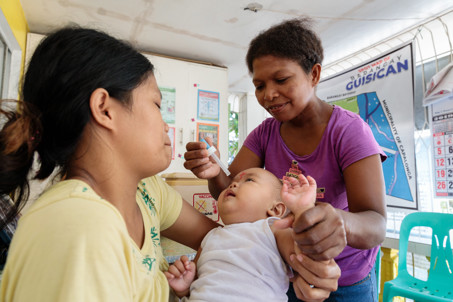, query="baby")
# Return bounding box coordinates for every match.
[165,167,316,301]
